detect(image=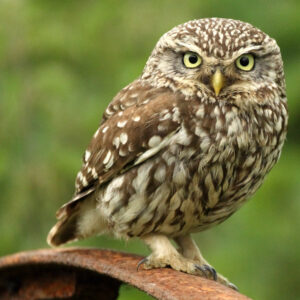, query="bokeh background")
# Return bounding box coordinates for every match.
[0,0,299,299]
